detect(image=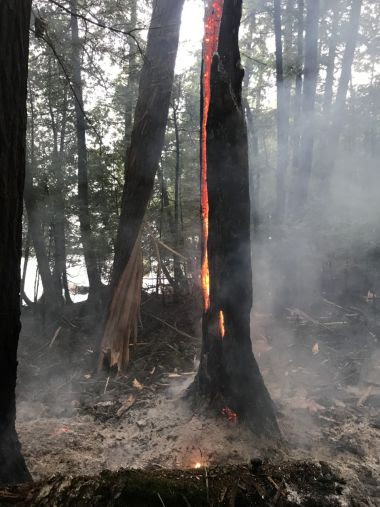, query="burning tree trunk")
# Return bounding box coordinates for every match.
[189,0,280,436]
[0,0,32,484]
